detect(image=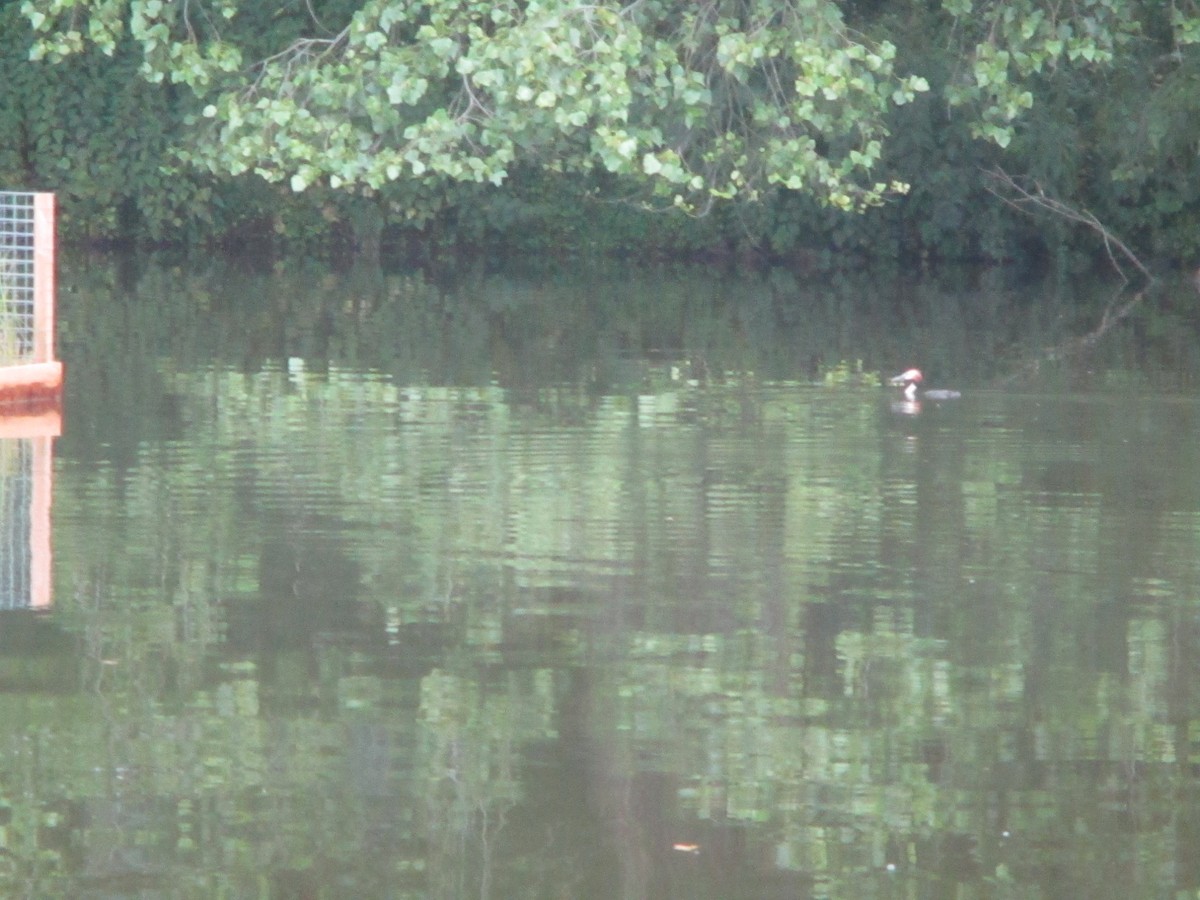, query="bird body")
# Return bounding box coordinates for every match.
[889,368,961,401]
